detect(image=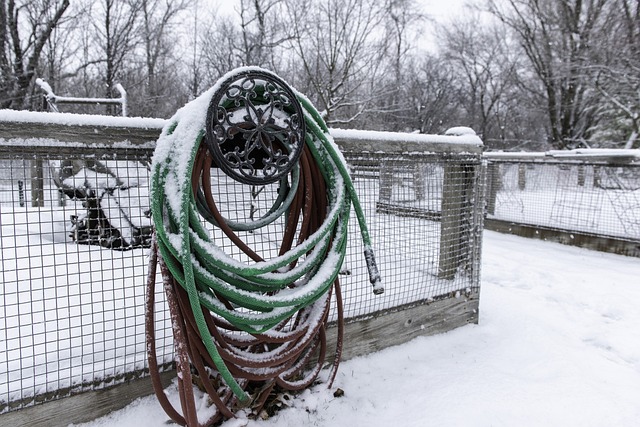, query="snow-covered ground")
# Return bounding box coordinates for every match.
[75,230,640,427]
